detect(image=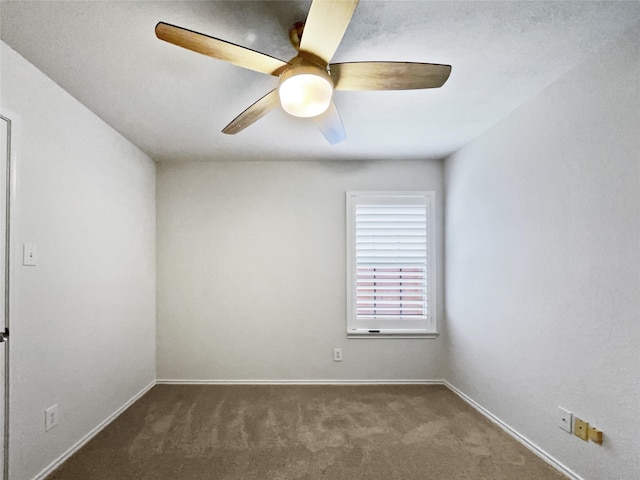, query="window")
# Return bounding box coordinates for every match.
[346,191,437,337]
